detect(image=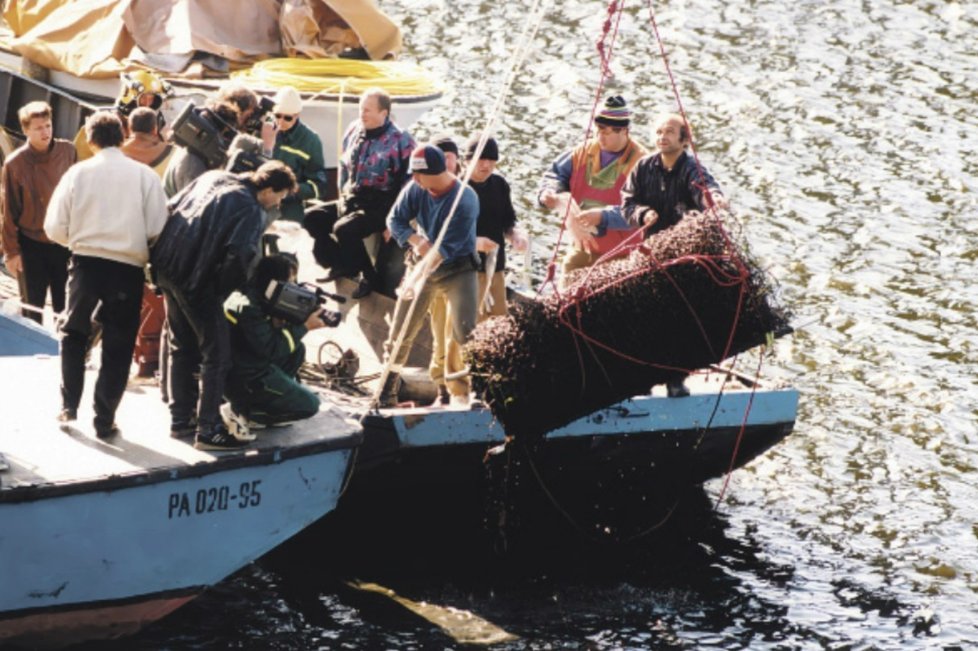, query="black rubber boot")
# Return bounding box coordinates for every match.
[377,372,402,408]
